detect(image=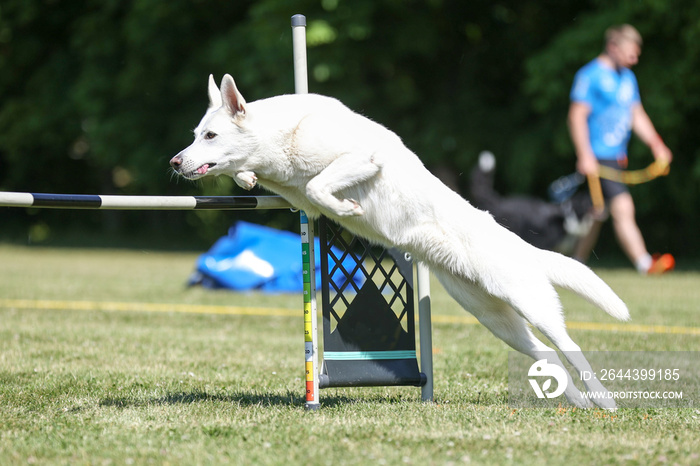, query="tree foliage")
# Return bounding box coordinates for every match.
[0,0,697,254]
